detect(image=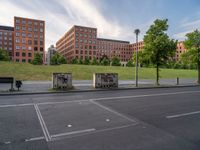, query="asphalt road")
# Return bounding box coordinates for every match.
[0,86,200,150]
